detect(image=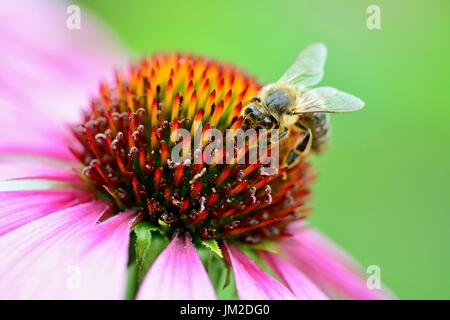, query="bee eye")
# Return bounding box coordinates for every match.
[245,104,261,116]
[262,116,275,128]
[244,106,254,115]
